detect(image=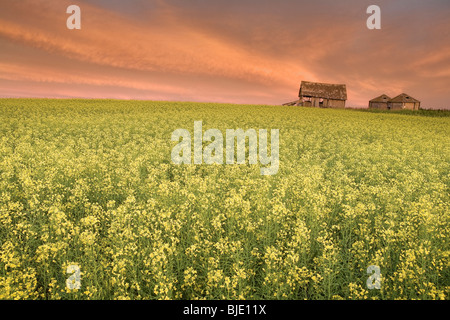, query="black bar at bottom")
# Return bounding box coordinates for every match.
[0,299,446,318]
